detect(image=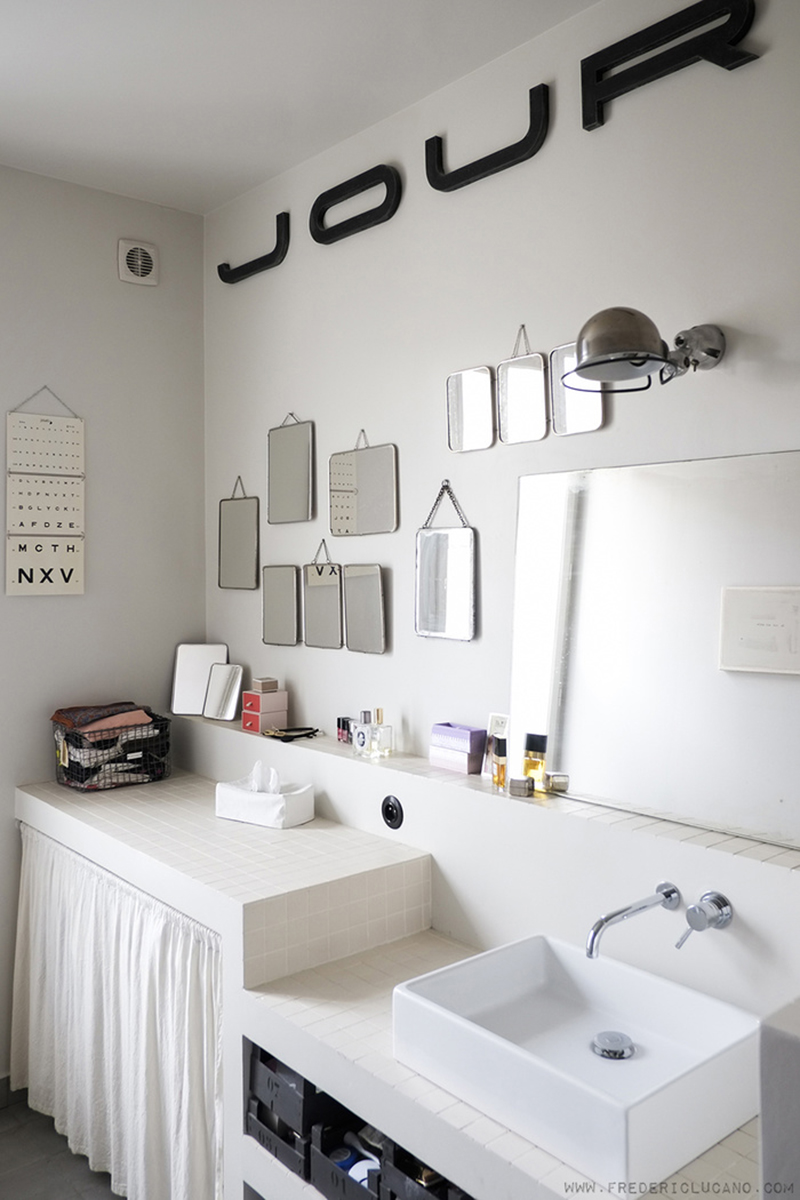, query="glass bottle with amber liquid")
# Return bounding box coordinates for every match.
[523,733,547,787]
